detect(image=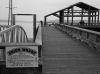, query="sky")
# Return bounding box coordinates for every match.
[0,0,100,21]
